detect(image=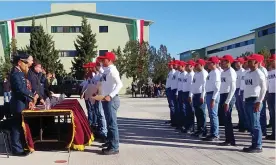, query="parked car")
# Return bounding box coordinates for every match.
[62,79,84,98]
